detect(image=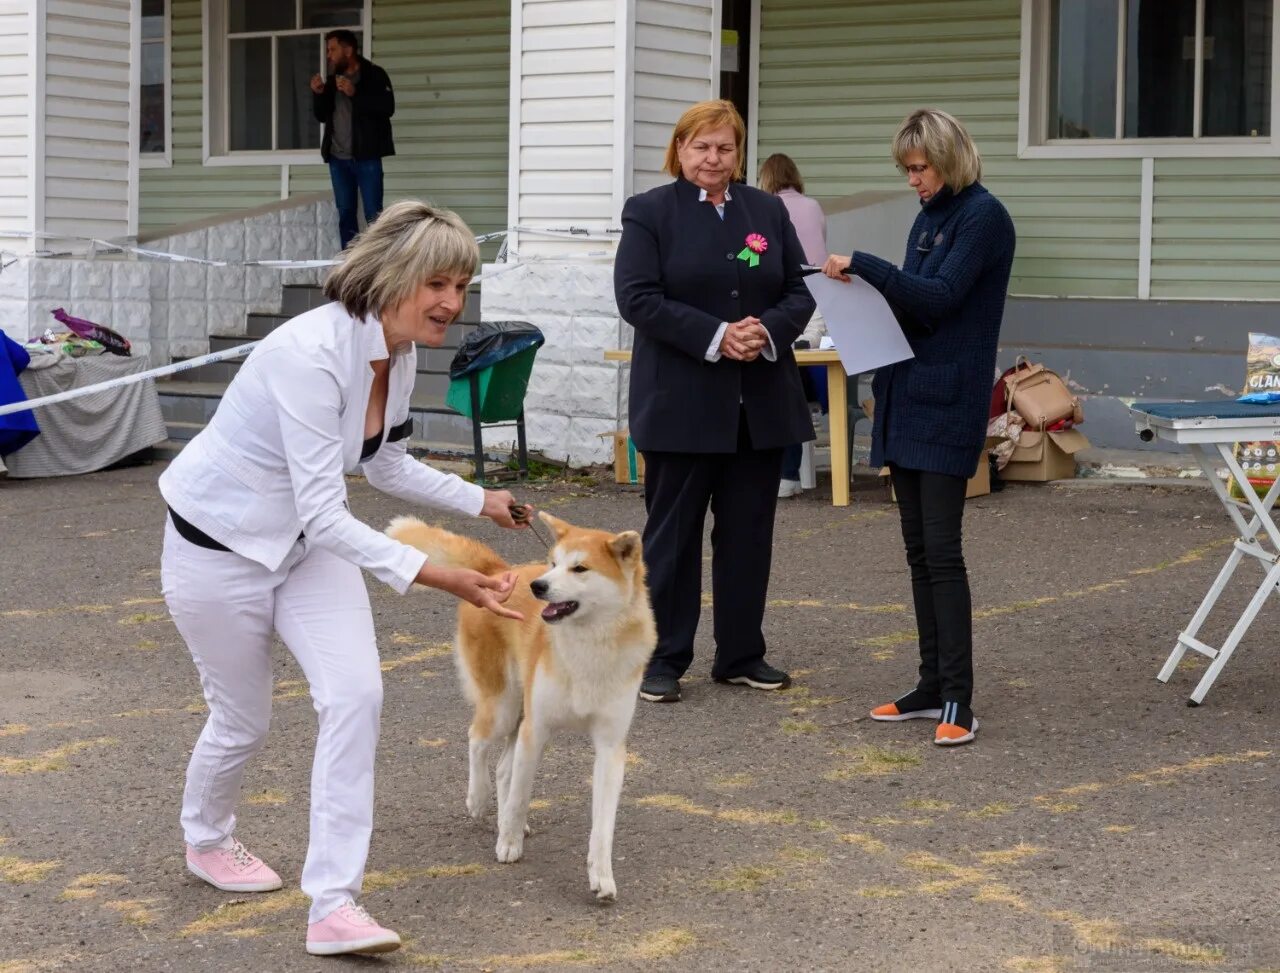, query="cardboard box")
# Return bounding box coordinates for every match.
[999,428,1089,482]
[880,446,993,501]
[601,429,644,484]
